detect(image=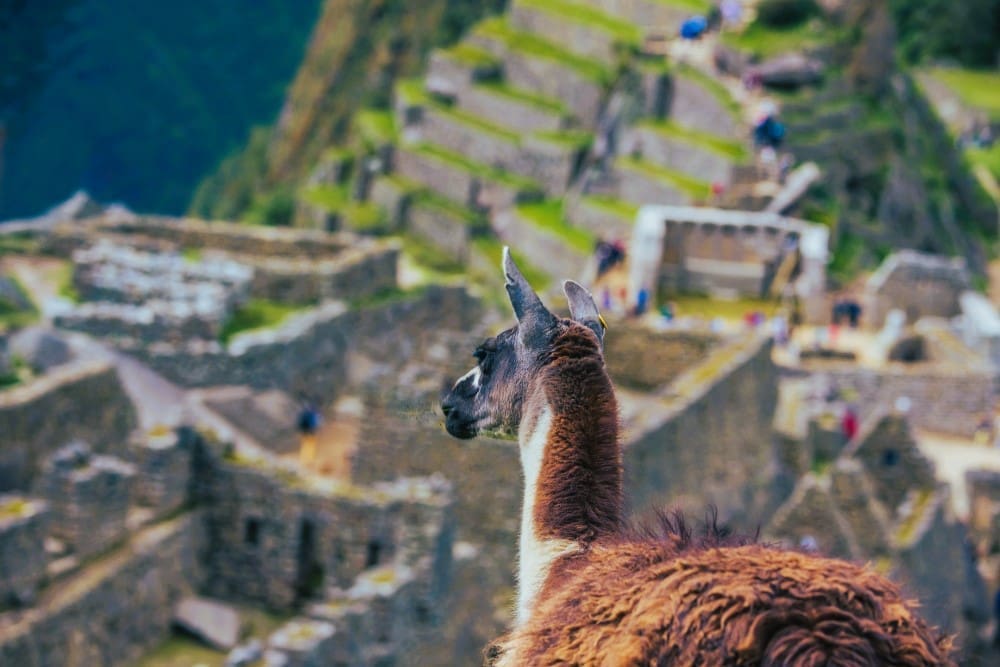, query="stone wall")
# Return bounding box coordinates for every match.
[419,106,521,172]
[669,70,740,137]
[510,0,622,63]
[613,161,691,206]
[604,325,718,391]
[491,209,591,283]
[395,147,477,208]
[198,455,453,612]
[624,333,779,526]
[408,203,476,264]
[124,286,481,398]
[458,84,567,134]
[0,361,136,491]
[472,33,604,126]
[0,496,49,607]
[0,512,205,667]
[33,444,135,561]
[624,125,735,185]
[864,250,971,327]
[804,364,994,438]
[565,197,634,241]
[106,217,352,259]
[248,244,400,304]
